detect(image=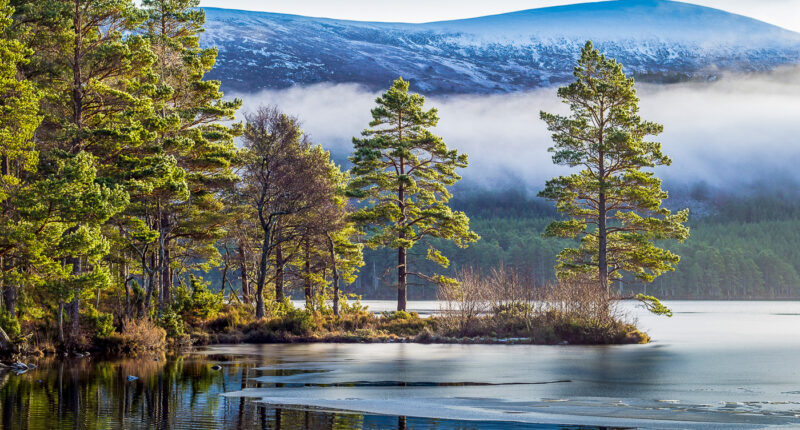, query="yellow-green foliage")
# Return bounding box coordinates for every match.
[269,307,316,336]
[205,304,253,333]
[321,306,371,332]
[86,306,115,339]
[158,307,185,339]
[175,276,224,321]
[376,311,434,336]
[0,311,21,338]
